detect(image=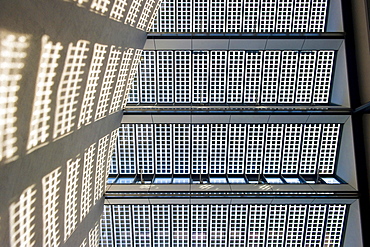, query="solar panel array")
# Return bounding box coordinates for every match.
[152,0,329,32]
[110,123,341,176]
[128,50,335,104]
[100,204,347,247]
